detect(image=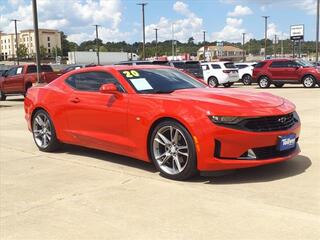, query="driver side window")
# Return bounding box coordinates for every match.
[6,67,17,77]
[65,71,125,92]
